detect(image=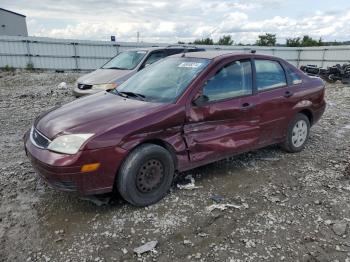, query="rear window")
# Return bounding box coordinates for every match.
[255,60,287,91]
[166,49,184,56]
[286,66,302,85]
